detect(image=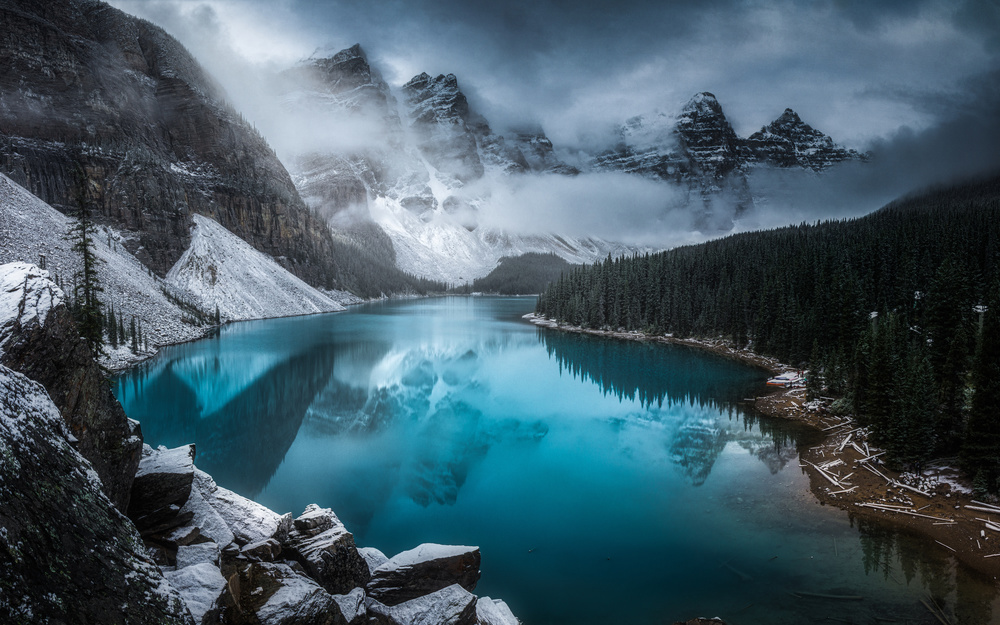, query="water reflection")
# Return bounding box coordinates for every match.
[539,330,763,410]
[114,298,1000,625]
